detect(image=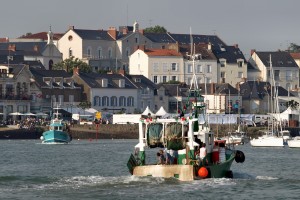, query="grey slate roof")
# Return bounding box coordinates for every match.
[126,74,157,89]
[73,29,115,41]
[0,50,24,64]
[76,72,137,89]
[0,42,47,53]
[213,45,246,63]
[255,51,298,68]
[169,33,227,48]
[143,33,175,43]
[30,69,73,87]
[240,81,293,100]
[143,33,227,51]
